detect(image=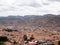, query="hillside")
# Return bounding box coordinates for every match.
[0,14,60,31]
[0,14,60,45]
